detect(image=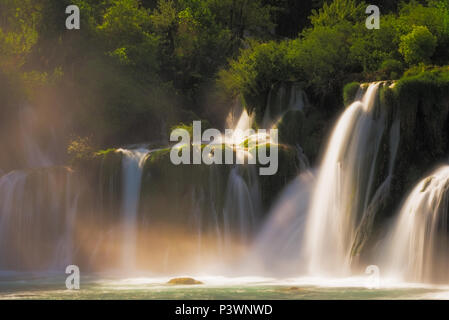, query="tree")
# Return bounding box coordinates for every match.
[97,0,158,72]
[309,0,366,27]
[218,40,291,97]
[0,0,40,70]
[399,25,437,65]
